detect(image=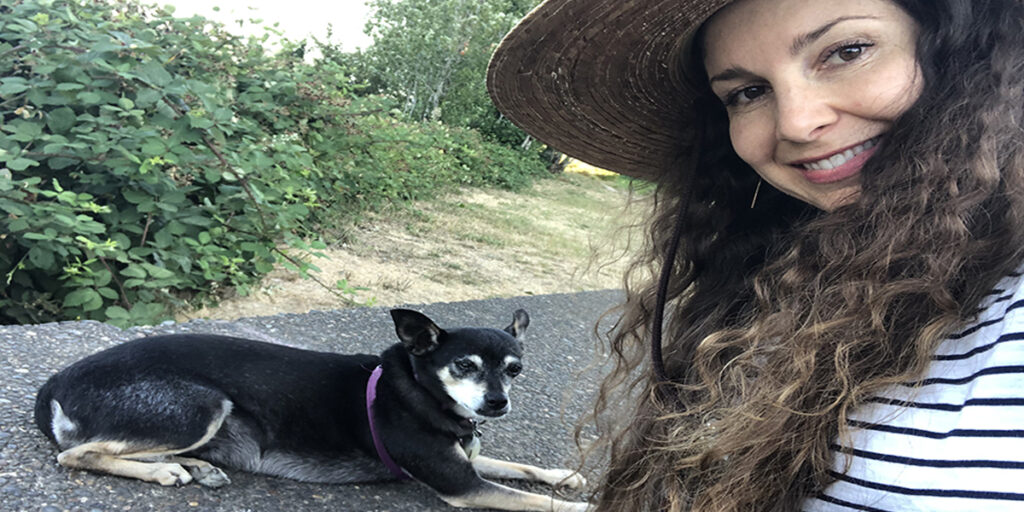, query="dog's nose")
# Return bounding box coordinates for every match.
[485,393,508,410]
